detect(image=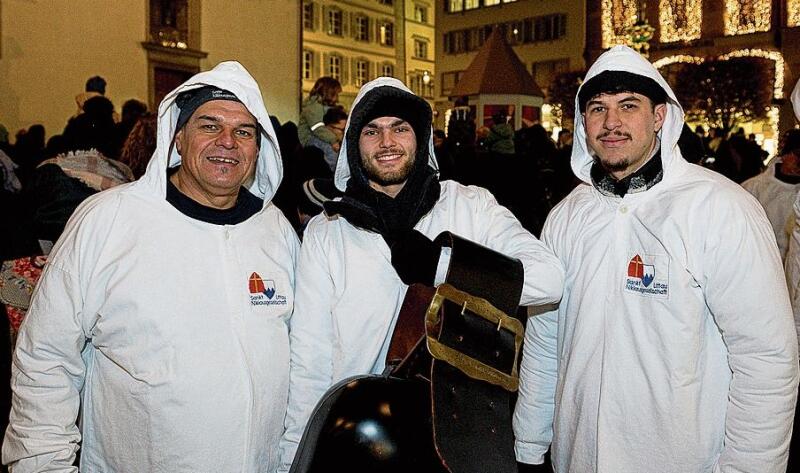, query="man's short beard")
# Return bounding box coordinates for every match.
[362,152,415,186]
[599,156,634,173]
